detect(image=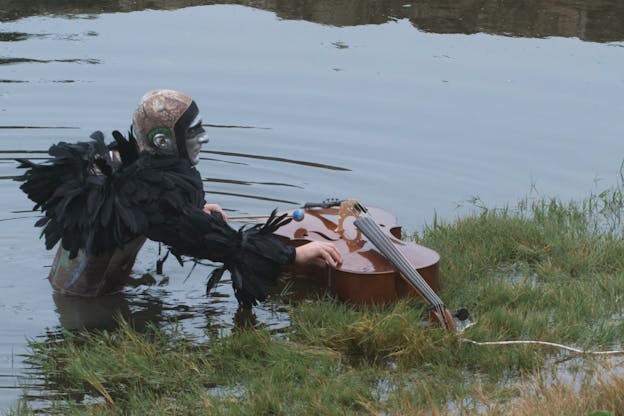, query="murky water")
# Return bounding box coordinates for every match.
[1,0,623,410]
